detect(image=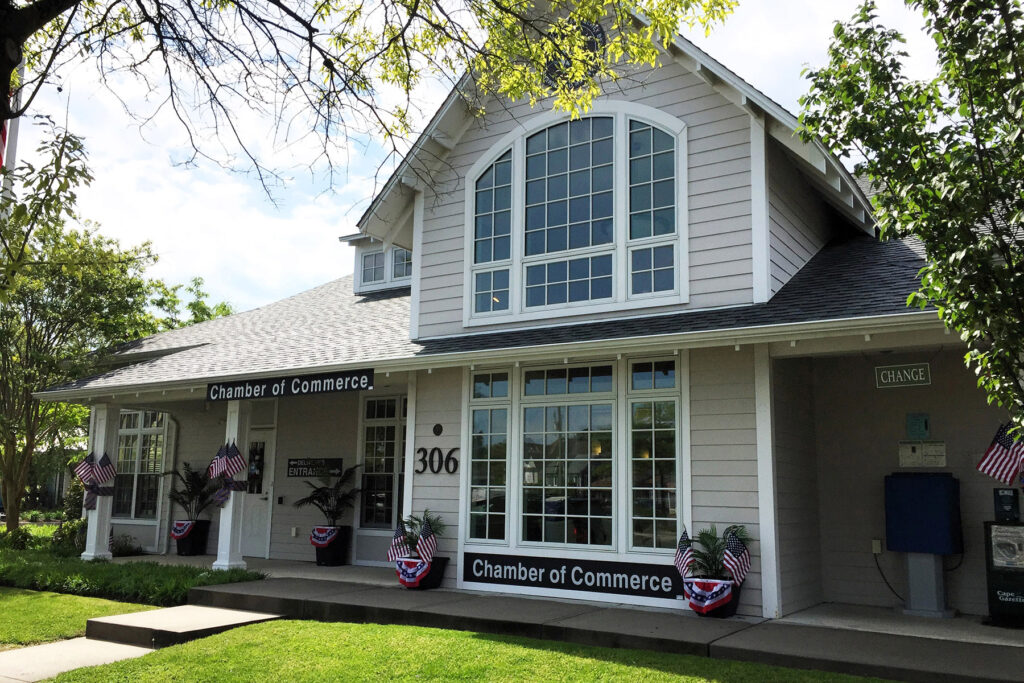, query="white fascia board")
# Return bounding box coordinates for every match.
[35,311,941,403]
